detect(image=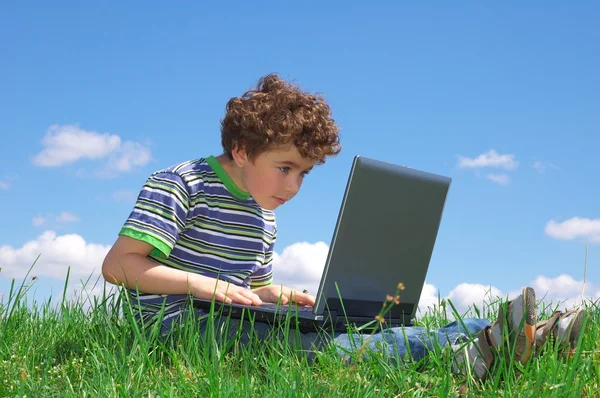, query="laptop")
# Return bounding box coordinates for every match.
[196,155,452,333]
